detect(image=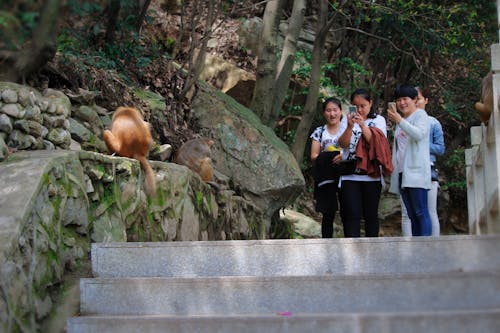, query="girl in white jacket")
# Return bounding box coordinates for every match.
[388,84,432,236]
